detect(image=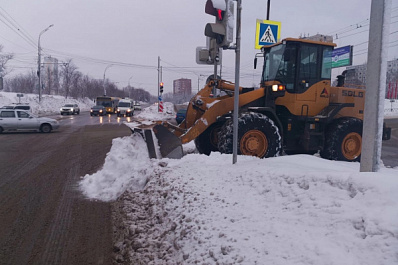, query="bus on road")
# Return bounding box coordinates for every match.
[96,96,120,114]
